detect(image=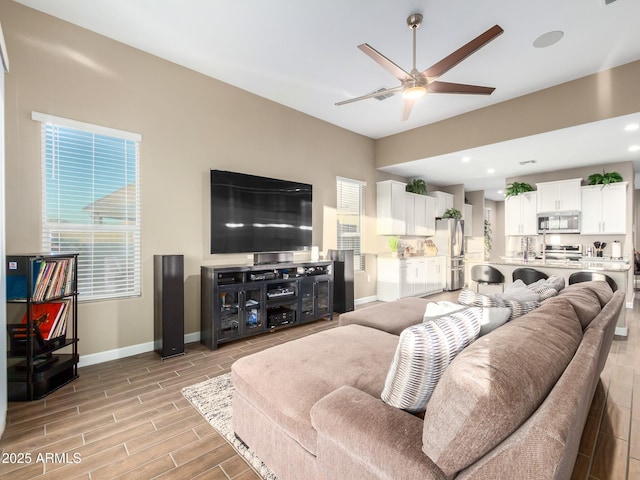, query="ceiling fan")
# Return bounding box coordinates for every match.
[335,14,504,121]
